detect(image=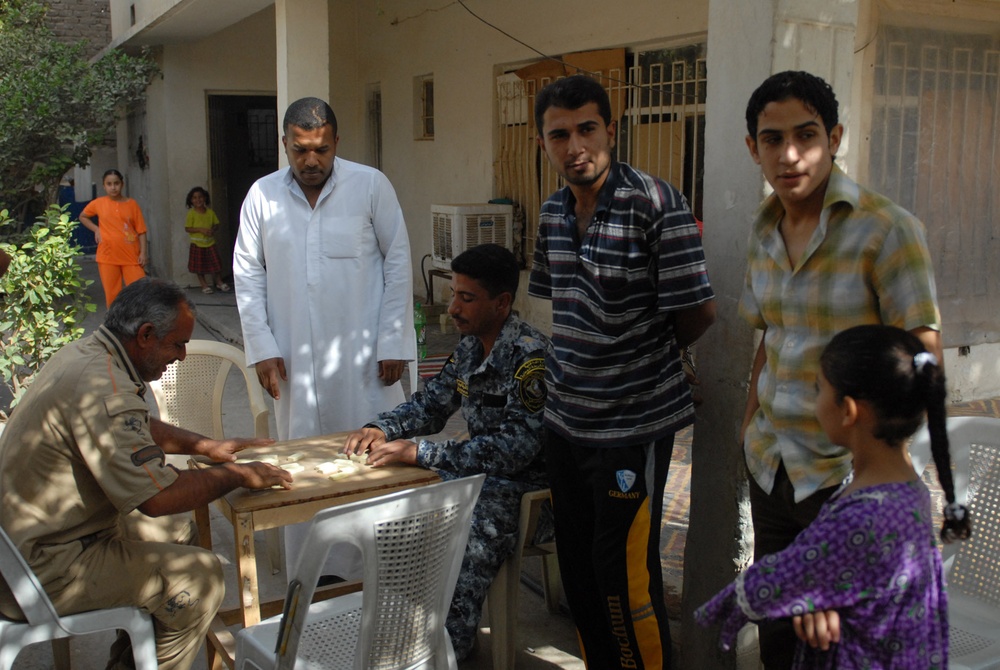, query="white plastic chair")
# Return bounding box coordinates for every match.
[910,416,1000,669]
[0,525,157,670]
[149,339,270,441]
[487,488,561,670]
[149,339,281,573]
[234,474,485,670]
